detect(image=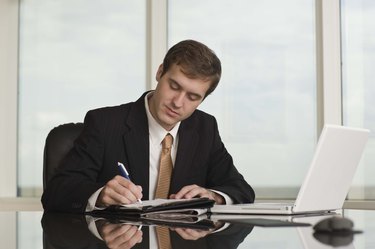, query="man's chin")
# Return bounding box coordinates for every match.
[161,117,179,130]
